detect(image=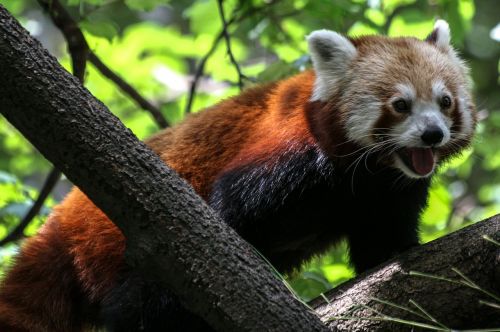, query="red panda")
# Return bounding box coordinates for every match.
[0,20,476,331]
